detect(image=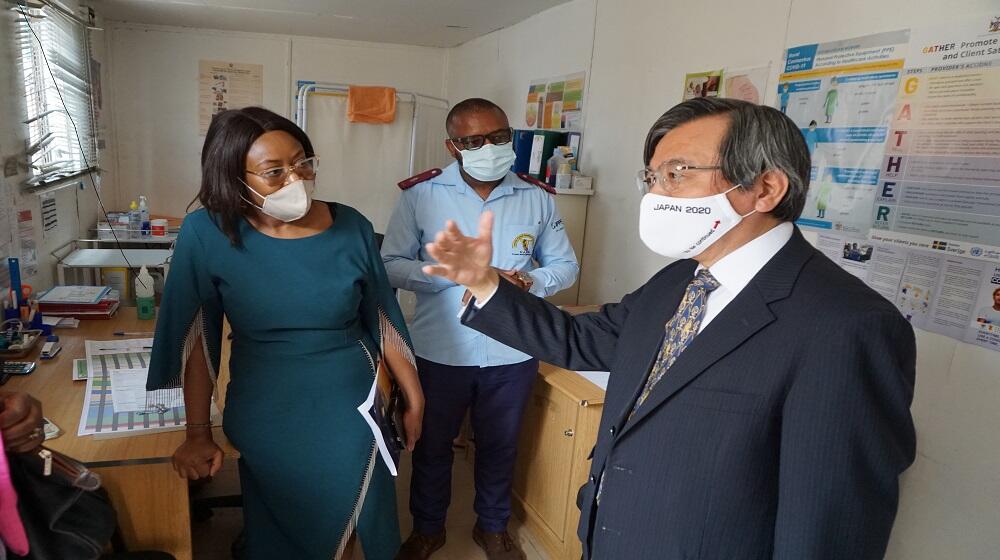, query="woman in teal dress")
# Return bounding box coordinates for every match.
[146,107,424,560]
